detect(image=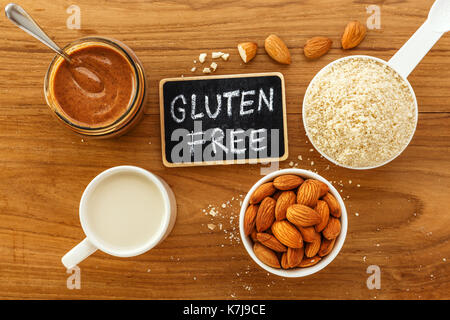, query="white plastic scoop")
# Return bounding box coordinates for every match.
[303,0,450,170]
[389,0,450,78]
